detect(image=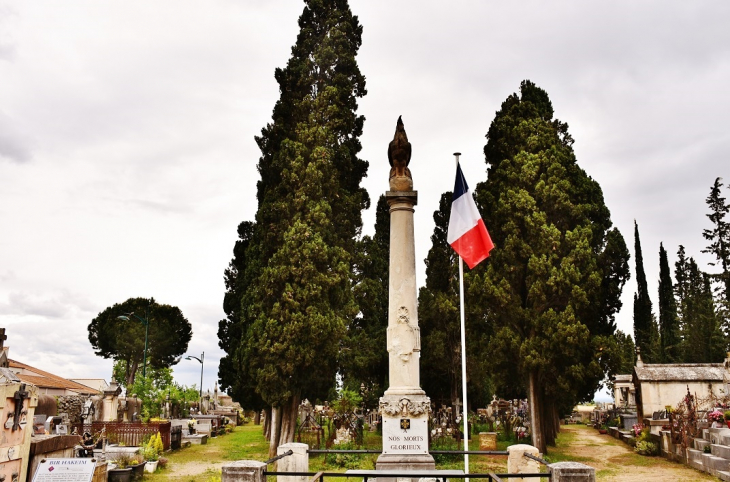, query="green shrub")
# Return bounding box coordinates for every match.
[634,441,658,456]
